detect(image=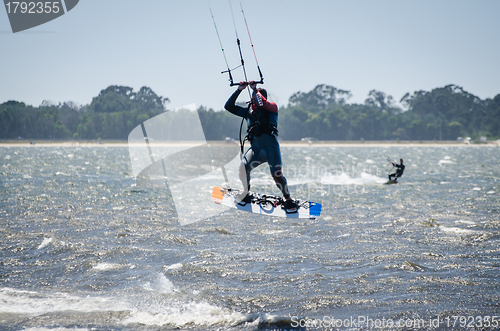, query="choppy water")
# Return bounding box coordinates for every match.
[1,145,499,331]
